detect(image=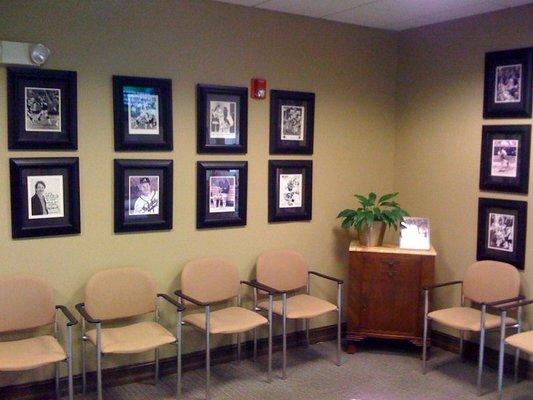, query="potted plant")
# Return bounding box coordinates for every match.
[337,192,409,247]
